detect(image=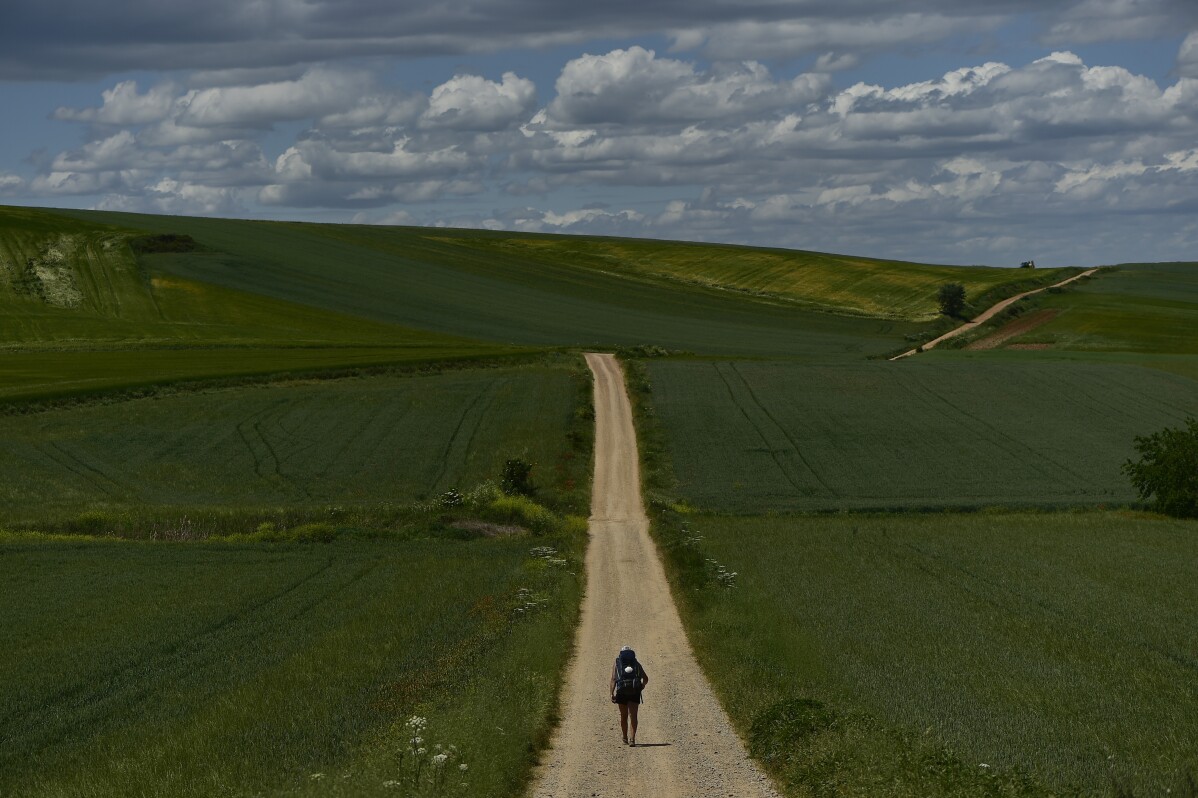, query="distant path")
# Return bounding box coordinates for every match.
[890,268,1099,360]
[529,353,779,798]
